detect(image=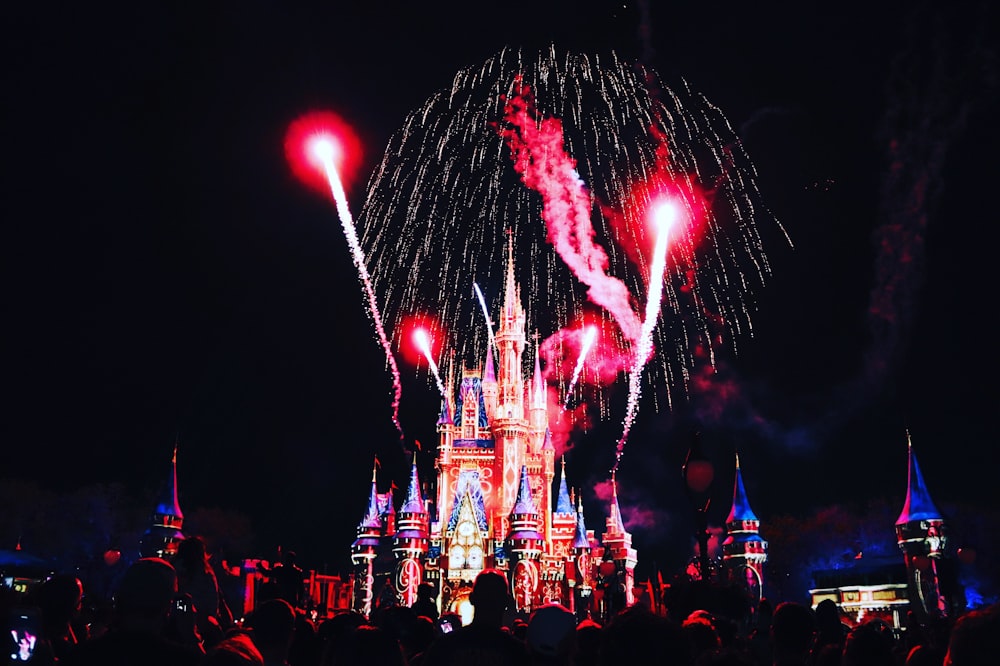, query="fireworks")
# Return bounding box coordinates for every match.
[564,325,597,408]
[355,47,787,461]
[284,112,405,444]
